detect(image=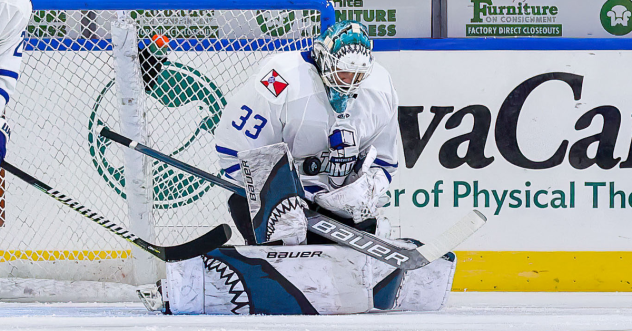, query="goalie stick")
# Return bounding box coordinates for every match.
[98,126,486,270]
[0,161,231,262]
